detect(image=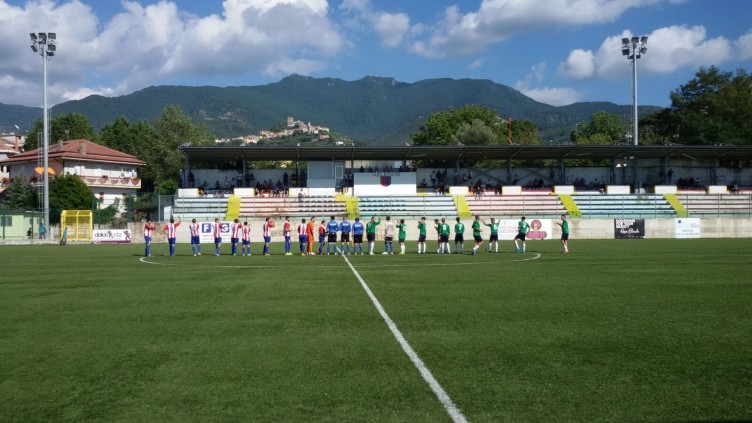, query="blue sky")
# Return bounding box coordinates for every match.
[1,0,750,110]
